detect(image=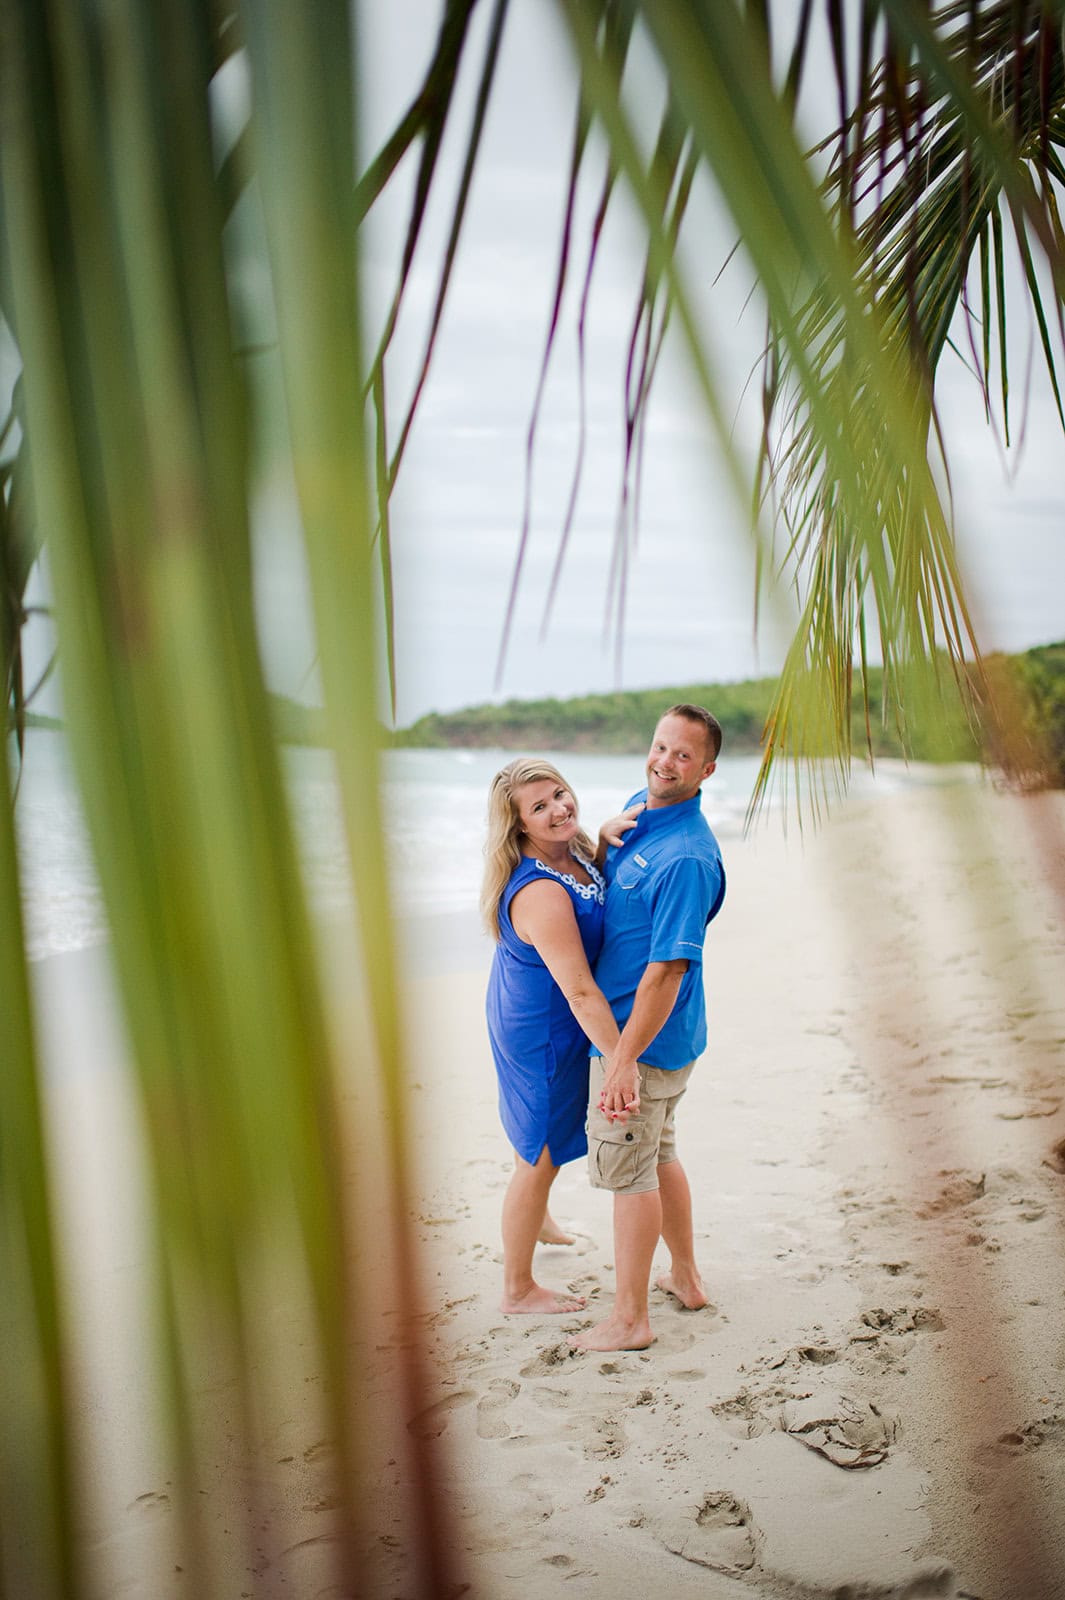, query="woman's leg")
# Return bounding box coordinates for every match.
[538,1201,575,1246]
[501,1147,585,1313]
